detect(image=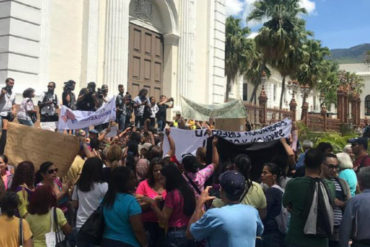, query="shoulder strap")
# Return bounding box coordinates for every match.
[183,173,201,195]
[19,217,23,247]
[239,184,249,203]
